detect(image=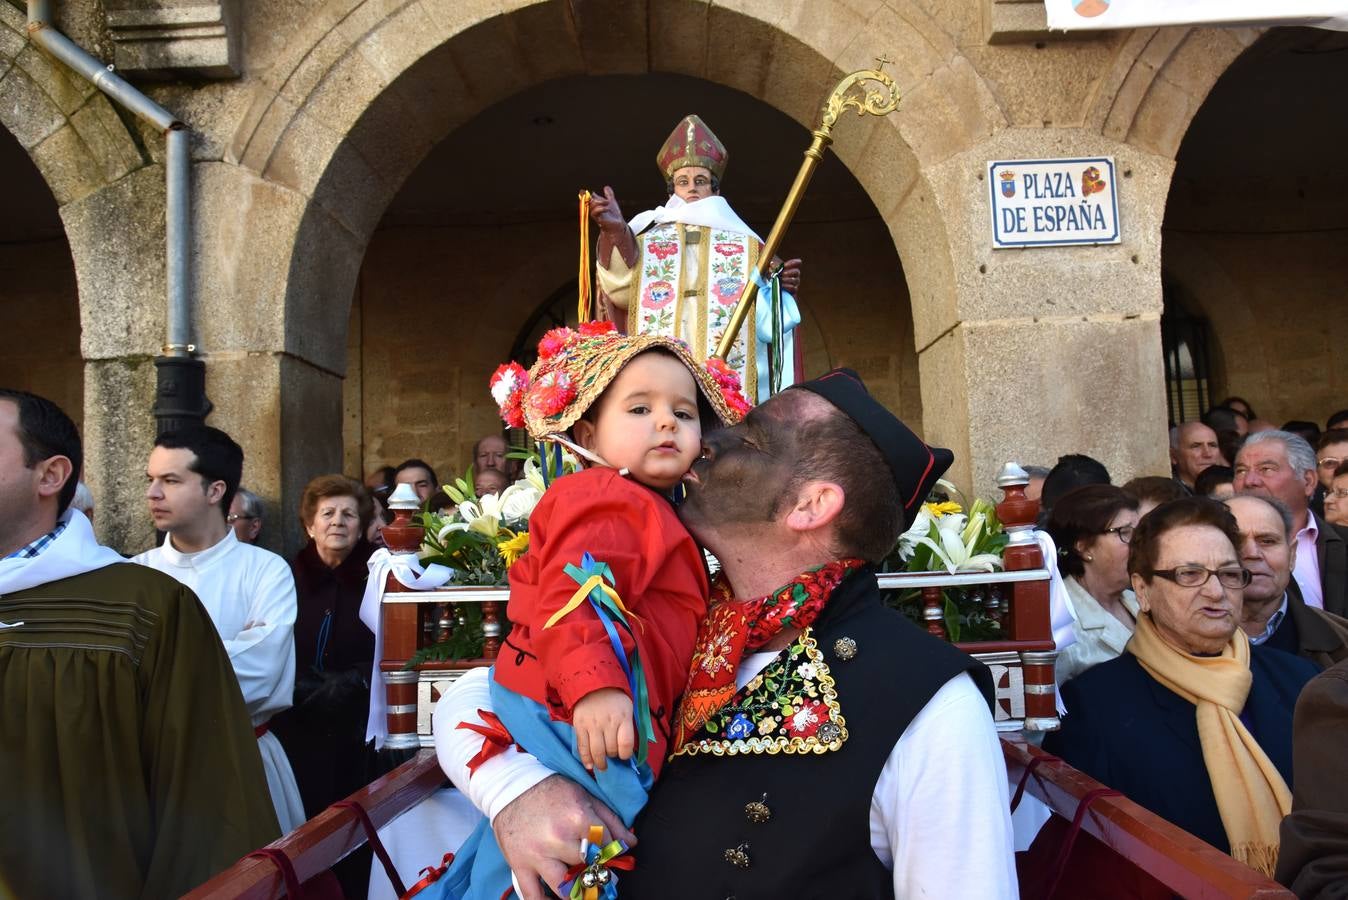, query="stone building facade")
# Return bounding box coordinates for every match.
[1,0,1343,554]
